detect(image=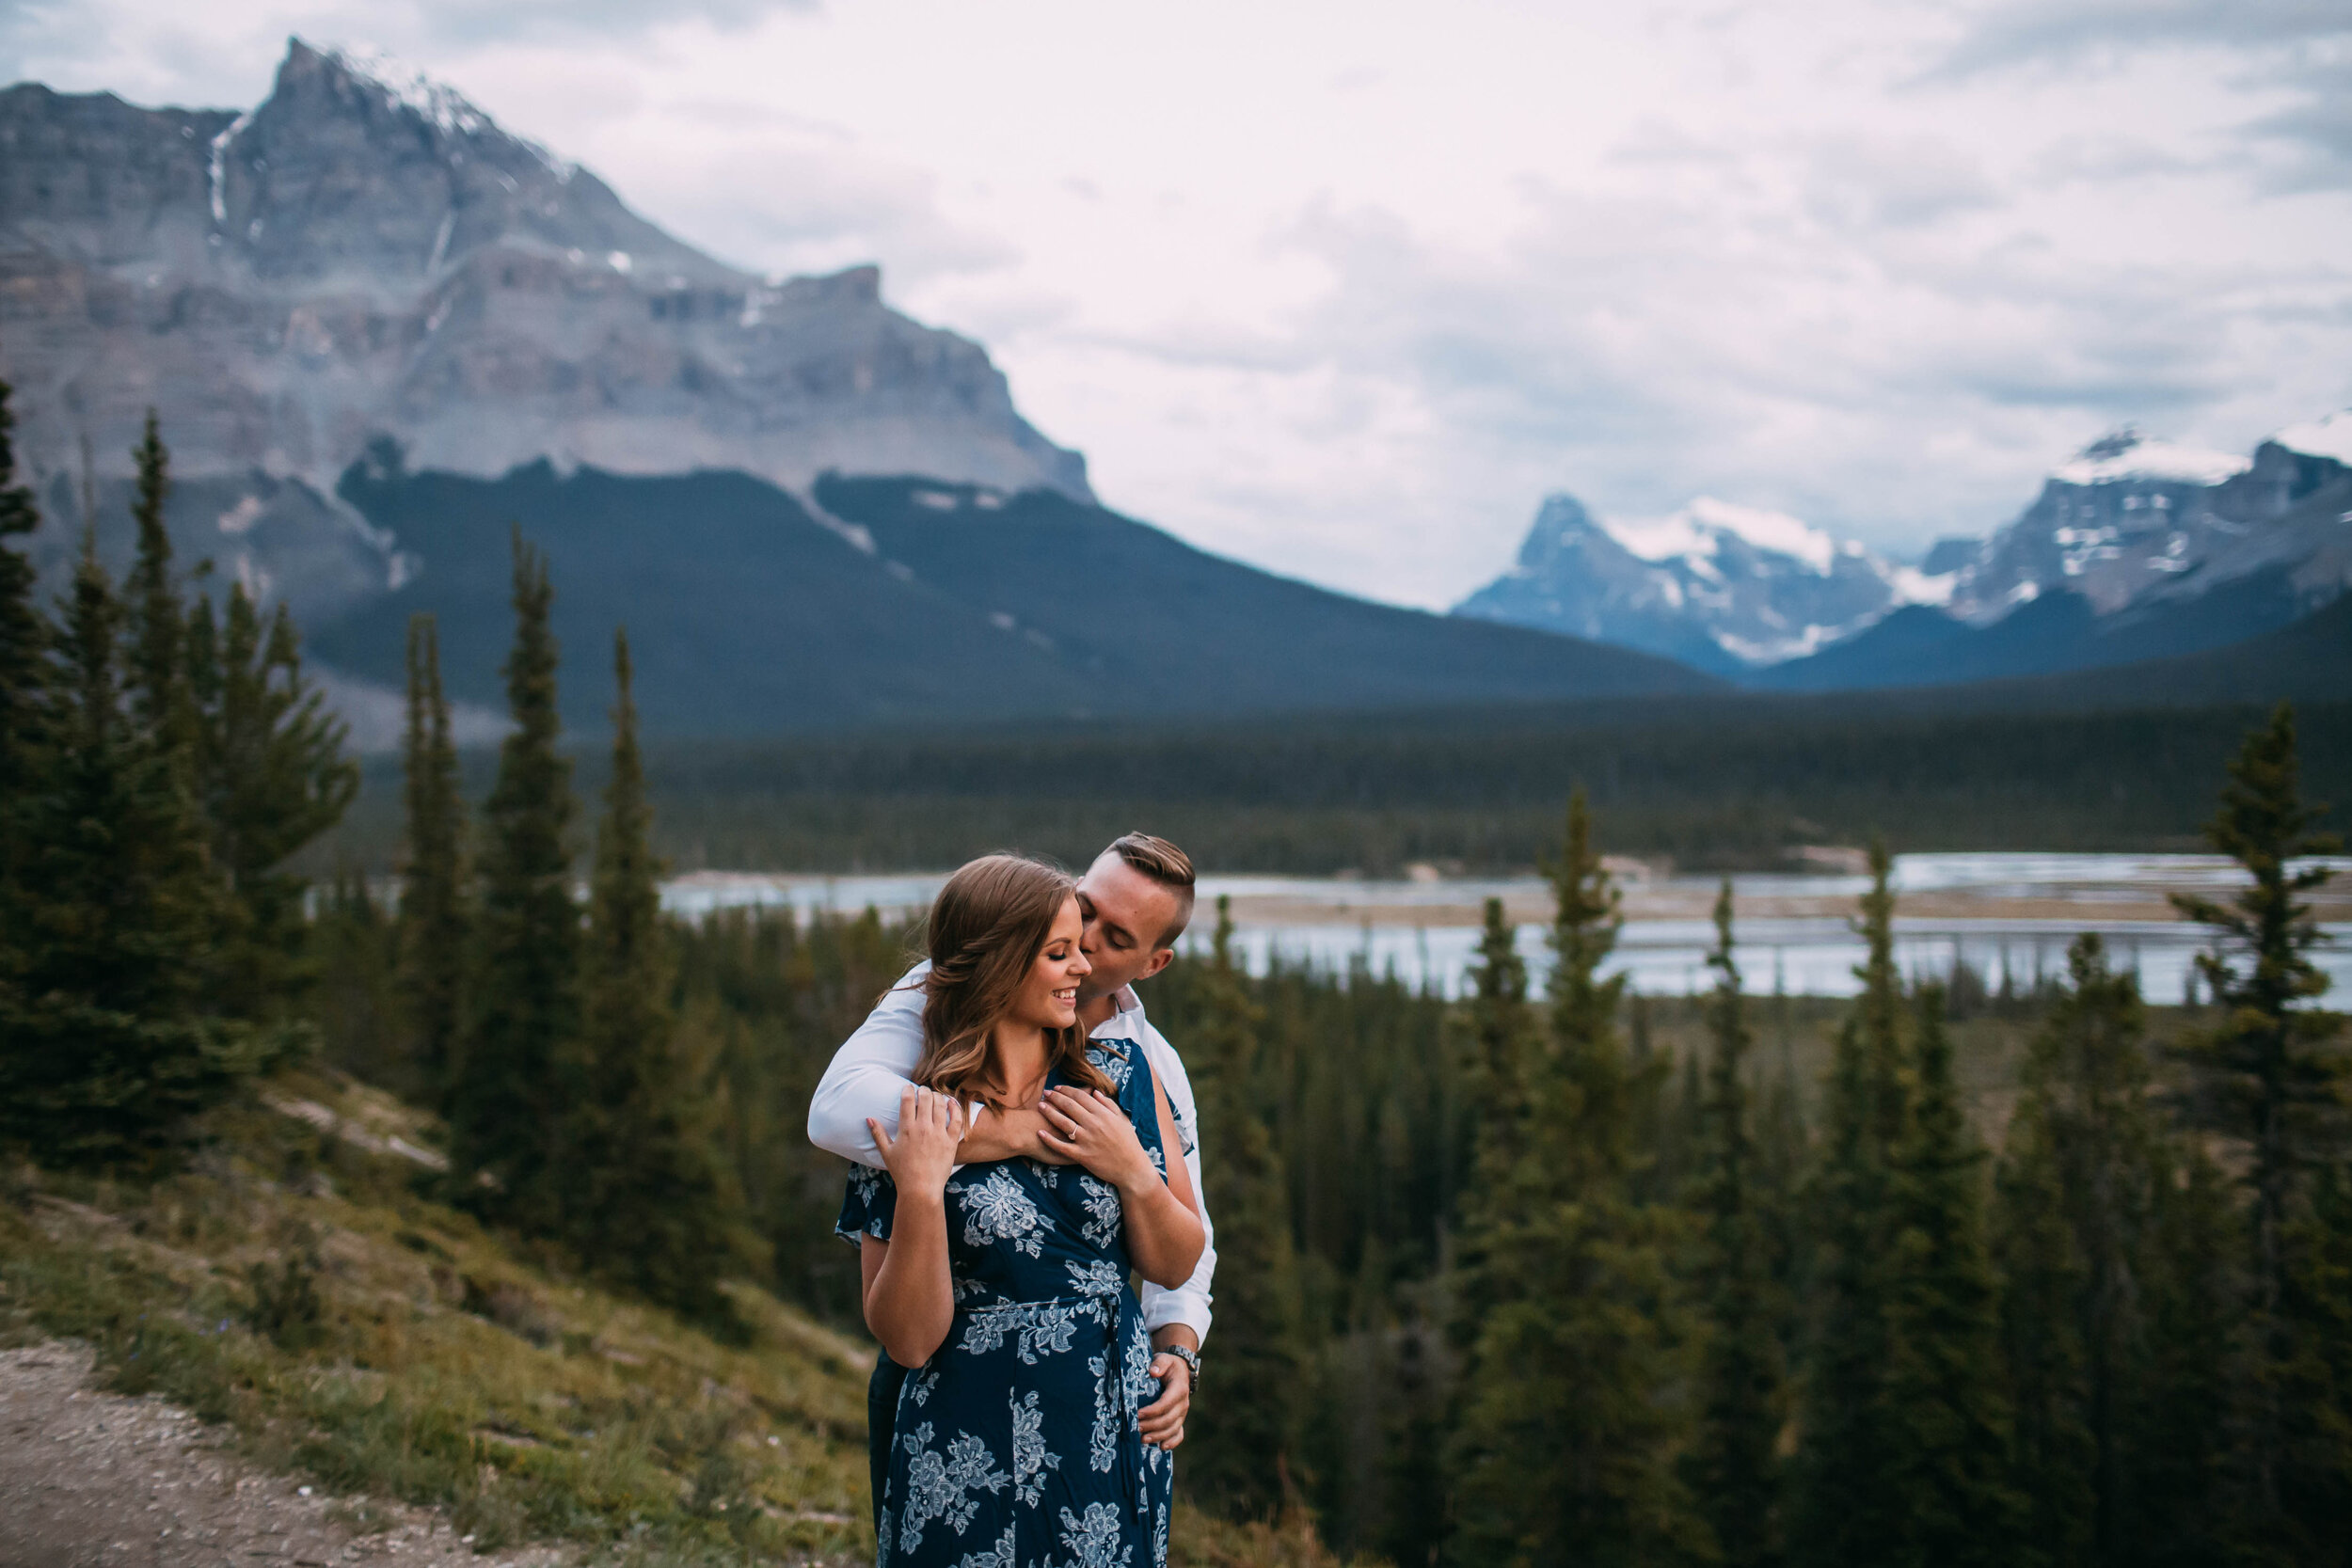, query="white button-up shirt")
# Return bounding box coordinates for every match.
[804,962,1216,1343]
